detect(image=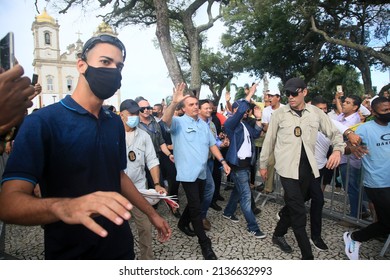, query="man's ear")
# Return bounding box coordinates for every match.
[77,59,88,73]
